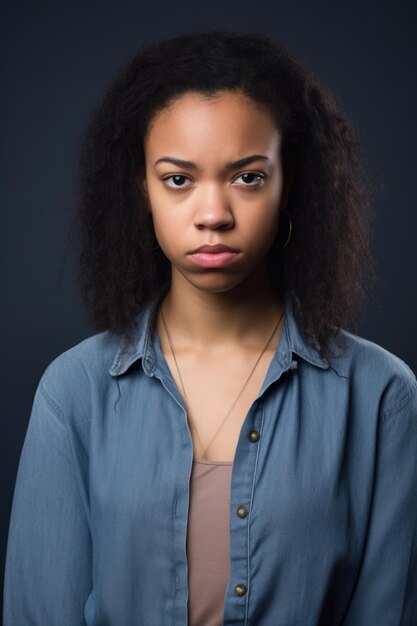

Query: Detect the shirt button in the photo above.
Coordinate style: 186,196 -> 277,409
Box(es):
248,429 -> 260,442
236,505 -> 248,518
234,583 -> 247,596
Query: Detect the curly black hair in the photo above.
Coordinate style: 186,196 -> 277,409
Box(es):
74,30 -> 379,365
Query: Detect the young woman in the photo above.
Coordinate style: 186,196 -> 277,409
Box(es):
4,31 -> 417,625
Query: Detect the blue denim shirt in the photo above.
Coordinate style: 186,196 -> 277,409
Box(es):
4,283 -> 417,625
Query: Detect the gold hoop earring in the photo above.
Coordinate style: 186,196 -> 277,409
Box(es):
278,208 -> 292,250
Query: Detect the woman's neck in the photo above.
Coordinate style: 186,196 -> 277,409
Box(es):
155,267 -> 284,357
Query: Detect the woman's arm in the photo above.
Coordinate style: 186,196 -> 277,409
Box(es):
3,379 -> 92,625
343,377 -> 417,625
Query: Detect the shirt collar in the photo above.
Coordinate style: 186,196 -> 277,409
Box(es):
109,283 -> 329,377
280,292 -> 330,370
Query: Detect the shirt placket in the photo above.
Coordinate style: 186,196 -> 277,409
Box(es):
222,355 -> 298,625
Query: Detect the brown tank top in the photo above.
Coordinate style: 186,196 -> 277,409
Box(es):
186,459 -> 233,626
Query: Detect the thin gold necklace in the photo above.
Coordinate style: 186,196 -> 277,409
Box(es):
159,302 -> 284,460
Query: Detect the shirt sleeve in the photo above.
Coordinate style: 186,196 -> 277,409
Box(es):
3,379 -> 92,625
343,377 -> 417,625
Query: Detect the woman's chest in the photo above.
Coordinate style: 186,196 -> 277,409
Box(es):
89,367 -> 377,550
168,349 -> 277,462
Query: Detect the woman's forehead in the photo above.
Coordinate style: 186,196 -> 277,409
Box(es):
144,91 -> 282,161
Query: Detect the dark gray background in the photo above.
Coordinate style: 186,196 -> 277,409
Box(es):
1,0 -> 416,608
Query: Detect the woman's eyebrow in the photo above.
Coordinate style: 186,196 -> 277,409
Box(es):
154,154 -> 270,170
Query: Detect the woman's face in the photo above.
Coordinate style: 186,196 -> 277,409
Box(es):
137,89 -> 290,294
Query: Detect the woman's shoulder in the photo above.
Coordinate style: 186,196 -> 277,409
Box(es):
330,325 -> 415,379
43,328 -> 120,378
327,326 -> 417,420
35,329 -> 122,421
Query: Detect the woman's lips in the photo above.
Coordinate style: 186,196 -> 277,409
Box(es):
188,251 -> 240,267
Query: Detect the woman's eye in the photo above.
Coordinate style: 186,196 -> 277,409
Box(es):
162,175 -> 192,189
162,171 -> 266,189
234,171 -> 266,187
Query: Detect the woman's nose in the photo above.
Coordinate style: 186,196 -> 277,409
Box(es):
193,185 -> 235,230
